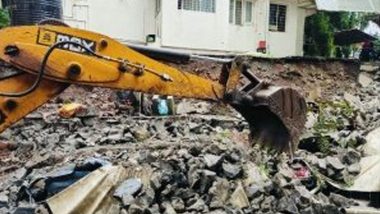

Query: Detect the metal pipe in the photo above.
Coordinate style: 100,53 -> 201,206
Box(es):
127,43 -> 234,64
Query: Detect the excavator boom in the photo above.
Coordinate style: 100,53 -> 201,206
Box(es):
0,25 -> 307,154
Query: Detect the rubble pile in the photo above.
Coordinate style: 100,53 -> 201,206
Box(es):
299,64 -> 380,182
0,58 -> 380,213
0,135 -> 358,214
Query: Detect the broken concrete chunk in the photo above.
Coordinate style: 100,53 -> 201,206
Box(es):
107,128 -> 124,142
360,64 -> 379,73
0,192 -> 8,204
203,154 -> 223,170
260,195 -> 275,213
150,172 -> 162,190
131,127 -> 151,141
208,178 -> 230,206
114,178 -> 143,199
342,150 -> 361,165
363,127 -> 380,156
208,210 -> 228,214
329,193 -> 351,208
198,170 -> 217,193
122,194 -> 135,207
222,163 -> 242,179
343,93 -> 362,110
162,201 -> 177,214
277,196 -> 299,214
128,204 -> 144,214
295,186 -> 314,204
358,72 -> 373,88
347,163 -> 361,175
229,182 -> 250,209
326,157 -> 345,171
245,185 -> 262,199
171,197 -> 185,212
187,198 -> 206,212
317,158 -> 327,170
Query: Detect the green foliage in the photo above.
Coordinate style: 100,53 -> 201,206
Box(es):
313,101 -> 355,134
358,13 -> 380,29
304,12 -> 360,57
374,38 -> 380,53
0,8 -> 10,28
258,163 -> 270,177
311,101 -> 356,153
304,12 -> 334,57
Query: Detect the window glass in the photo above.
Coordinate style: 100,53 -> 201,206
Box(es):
229,0 -> 234,23
269,4 -> 286,32
245,1 -> 253,23
235,0 -> 242,25
179,0 -> 215,13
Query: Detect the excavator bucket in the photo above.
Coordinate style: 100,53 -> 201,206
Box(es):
224,60 -> 307,154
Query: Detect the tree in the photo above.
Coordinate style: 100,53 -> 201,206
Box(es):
0,8 -> 9,28
304,12 -> 360,57
304,12 -> 334,57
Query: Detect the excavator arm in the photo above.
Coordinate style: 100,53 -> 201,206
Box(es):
0,25 -> 307,154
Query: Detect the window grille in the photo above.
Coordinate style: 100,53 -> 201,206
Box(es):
269,4 -> 286,32
230,0 -> 253,25
178,0 -> 216,13
229,0 -> 234,23
235,0 -> 242,25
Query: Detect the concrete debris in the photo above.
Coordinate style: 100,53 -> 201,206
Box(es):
114,178 -> 143,199
277,196 -> 299,214
229,182 -> 250,209
358,72 -> 373,87
363,127 -> 380,156
326,157 -> 345,171
360,64 -> 379,73
222,163 -> 242,179
203,154 -> 223,170
1,58 -> 380,213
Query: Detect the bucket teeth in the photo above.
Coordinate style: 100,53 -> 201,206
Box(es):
228,85 -> 307,154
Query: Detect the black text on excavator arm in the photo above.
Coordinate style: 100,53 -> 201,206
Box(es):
0,25 -> 307,154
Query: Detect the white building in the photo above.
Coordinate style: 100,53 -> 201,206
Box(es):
2,0 -> 378,57
62,0 -> 319,57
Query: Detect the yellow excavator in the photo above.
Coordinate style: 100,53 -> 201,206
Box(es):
0,23 -> 307,154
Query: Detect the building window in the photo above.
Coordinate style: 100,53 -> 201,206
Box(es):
269,4 -> 286,32
229,0 -> 254,25
178,0 -> 216,13
229,0 -> 234,23
245,1 -> 253,23
235,0 -> 243,25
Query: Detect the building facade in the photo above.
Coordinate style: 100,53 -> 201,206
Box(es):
61,0 -> 317,57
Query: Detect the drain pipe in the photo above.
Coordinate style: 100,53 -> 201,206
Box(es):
127,44 -> 234,64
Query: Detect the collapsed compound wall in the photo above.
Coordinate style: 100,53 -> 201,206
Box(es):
174,56 -> 361,101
